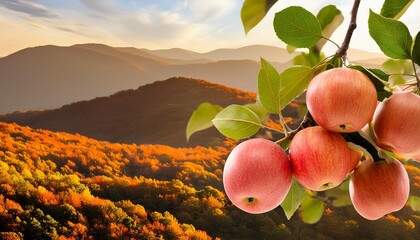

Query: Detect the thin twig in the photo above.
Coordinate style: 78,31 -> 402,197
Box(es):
411,60 -> 420,94
335,0 -> 361,59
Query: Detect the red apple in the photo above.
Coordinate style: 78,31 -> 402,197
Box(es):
347,144 -> 363,175
223,138 -> 292,214
349,159 -> 409,220
306,68 -> 377,132
373,92 -> 420,157
289,126 -> 351,191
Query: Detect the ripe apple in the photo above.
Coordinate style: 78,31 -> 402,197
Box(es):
289,126 -> 351,191
347,144 -> 363,175
223,138 -> 292,214
306,68 -> 377,132
373,92 -> 420,157
349,159 -> 409,220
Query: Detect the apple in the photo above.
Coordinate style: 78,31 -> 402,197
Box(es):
347,144 -> 363,175
349,159 -> 409,220
223,138 -> 292,214
373,92 -> 420,157
306,68 -> 377,132
289,126 -> 351,191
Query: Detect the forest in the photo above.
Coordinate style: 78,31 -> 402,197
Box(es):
0,122 -> 419,239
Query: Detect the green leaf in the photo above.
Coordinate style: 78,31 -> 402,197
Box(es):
409,195 -> 420,212
258,61 -> 314,114
293,52 -> 325,67
274,6 -> 323,48
244,103 -> 269,123
241,0 -> 278,34
325,179 -> 352,207
258,58 -> 282,113
212,105 -> 261,140
382,59 -> 414,74
299,196 -> 324,224
381,0 -> 414,20
349,65 -> 392,101
186,102 -> 223,141
381,59 -> 414,87
278,66 -> 314,109
412,31 -> 420,66
277,138 -> 291,151
326,56 -> 343,70
368,10 -> 413,59
314,5 -> 344,51
281,178 -> 307,220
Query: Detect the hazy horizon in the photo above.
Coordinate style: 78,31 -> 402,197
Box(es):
0,42 -> 387,58
1,0 -> 419,57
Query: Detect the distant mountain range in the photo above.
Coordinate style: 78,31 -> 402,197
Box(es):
0,44 -> 290,113
0,43 -> 386,113
0,77 -> 260,147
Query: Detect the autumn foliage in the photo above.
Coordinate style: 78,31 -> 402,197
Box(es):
0,122 -> 419,239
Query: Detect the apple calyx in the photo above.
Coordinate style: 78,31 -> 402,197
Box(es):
245,197 -> 256,204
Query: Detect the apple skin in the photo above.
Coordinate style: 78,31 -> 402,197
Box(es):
306,68 -> 377,132
289,126 -> 351,191
347,144 -> 363,175
349,159 -> 409,220
373,92 -> 420,157
223,138 -> 292,214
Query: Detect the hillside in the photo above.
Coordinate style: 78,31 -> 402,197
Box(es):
0,77 -> 260,147
0,44 -> 290,113
0,122 -> 419,239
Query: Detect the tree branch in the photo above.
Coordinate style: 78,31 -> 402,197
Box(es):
335,0 -> 362,58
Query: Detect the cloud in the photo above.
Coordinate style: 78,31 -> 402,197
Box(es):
186,0 -> 237,21
0,0 -> 58,18
27,21 -> 47,29
79,0 -> 120,15
55,26 -> 93,38
116,8 -> 204,48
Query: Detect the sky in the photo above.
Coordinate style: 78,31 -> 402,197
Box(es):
0,0 -> 419,57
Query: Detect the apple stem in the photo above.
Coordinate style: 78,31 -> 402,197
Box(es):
335,0 -> 361,59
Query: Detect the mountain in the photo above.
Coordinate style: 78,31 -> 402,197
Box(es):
0,77 -> 259,147
0,44 -> 290,113
0,43 -> 386,113
0,44 -> 146,113
138,44 -> 298,63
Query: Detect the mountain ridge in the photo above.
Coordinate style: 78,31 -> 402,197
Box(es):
0,43 -> 386,113
0,44 -> 271,113
0,77 -> 258,147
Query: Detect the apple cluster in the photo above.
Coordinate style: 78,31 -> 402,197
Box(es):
223,68 -> 419,220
